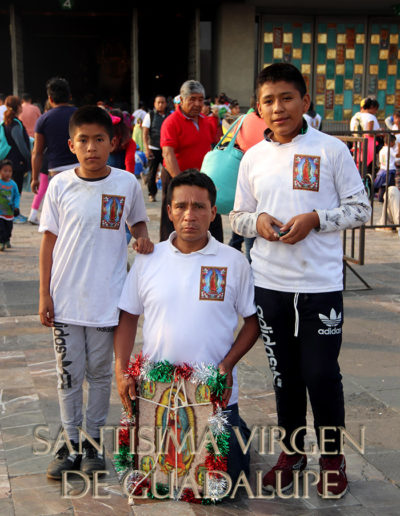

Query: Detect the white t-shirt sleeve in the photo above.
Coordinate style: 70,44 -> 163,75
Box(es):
235,256 -> 257,318
332,141 -> 365,198
38,180 -> 59,235
125,179 -> 149,227
118,259 -> 144,315
142,113 -> 151,129
229,152 -> 260,237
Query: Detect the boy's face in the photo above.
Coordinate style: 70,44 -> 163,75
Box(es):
68,123 -> 115,178
0,165 -> 12,182
257,81 -> 310,144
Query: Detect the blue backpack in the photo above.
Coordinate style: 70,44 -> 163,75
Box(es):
0,122 -> 12,160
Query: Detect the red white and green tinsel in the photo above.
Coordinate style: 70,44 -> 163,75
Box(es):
113,352 -> 231,504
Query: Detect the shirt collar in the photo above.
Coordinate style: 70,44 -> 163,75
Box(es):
177,105 -> 205,122
168,231 -> 218,255
264,117 -> 309,144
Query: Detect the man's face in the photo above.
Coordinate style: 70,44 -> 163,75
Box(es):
68,123 -> 115,177
0,165 -> 12,182
394,114 -> 400,126
167,185 -> 217,252
154,96 -> 167,113
257,81 -> 310,144
180,93 -> 204,118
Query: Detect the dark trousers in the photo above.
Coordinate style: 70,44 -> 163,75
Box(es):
255,287 -> 345,454
159,167 -> 224,243
147,149 -> 163,198
0,219 -> 13,243
226,403 -> 250,488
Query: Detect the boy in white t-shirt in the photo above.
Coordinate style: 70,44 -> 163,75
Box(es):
39,106 -> 153,480
230,63 -> 371,498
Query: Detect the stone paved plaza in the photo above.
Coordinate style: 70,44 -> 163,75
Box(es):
0,189 -> 399,515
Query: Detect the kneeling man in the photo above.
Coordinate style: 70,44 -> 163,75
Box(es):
114,170 -> 260,489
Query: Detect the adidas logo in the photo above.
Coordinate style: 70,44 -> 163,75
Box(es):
318,308 -> 342,335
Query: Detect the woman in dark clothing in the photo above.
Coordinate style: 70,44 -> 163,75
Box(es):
3,96 -> 31,195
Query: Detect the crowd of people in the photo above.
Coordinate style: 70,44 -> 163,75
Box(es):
0,62 -> 398,505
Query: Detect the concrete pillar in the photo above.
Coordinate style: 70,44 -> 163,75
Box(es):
9,4 -> 24,96
131,7 -> 139,111
214,3 -> 256,108
188,8 -> 200,80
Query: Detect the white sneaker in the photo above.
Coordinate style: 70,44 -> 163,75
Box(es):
28,216 -> 39,225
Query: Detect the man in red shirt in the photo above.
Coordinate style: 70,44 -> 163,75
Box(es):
160,80 -> 221,241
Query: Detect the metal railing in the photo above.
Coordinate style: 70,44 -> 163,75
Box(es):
329,129 -> 400,289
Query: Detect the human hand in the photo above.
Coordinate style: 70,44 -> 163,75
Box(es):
31,179 -> 39,194
115,366 -> 136,418
133,237 -> 154,254
39,294 -> 54,327
279,212 -> 320,245
13,208 -> 20,217
218,360 -> 233,408
256,213 -> 284,241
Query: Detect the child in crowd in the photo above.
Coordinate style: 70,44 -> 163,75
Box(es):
39,106 -> 153,480
0,159 -> 20,251
374,134 -> 399,202
230,63 -> 371,498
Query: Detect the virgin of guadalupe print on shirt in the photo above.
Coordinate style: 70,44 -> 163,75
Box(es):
293,154 -> 320,192
199,266 -> 227,301
100,194 -> 125,229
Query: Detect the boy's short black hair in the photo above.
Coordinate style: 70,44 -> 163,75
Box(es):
167,169 -> 216,207
256,63 -> 307,98
46,77 -> 71,104
69,105 -> 114,140
0,159 -> 13,170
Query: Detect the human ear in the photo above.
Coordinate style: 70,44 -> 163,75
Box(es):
67,139 -> 76,155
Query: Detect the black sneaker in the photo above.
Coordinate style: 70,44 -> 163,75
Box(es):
47,441 -> 81,480
80,439 -> 106,476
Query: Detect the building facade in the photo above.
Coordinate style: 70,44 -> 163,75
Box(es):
1,1 -> 399,120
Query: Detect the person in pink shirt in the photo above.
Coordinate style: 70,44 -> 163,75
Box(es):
20,93 -> 41,138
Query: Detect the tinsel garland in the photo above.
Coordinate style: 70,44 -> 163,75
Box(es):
115,355 -> 231,504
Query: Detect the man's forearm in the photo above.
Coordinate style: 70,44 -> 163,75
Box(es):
31,151 -> 43,182
229,210 -> 259,237
143,127 -> 150,154
220,314 -> 260,370
131,220 -> 149,240
162,146 -> 181,177
114,311 -> 139,371
316,188 -> 371,232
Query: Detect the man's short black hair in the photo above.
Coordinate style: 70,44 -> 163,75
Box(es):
256,63 -> 307,98
46,77 -> 71,104
69,105 -> 114,140
0,159 -> 13,170
22,93 -> 31,102
167,169 -> 216,207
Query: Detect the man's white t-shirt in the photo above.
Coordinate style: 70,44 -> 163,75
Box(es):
142,112 -> 159,151
39,168 -> 148,327
118,233 -> 256,405
233,127 -> 365,293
